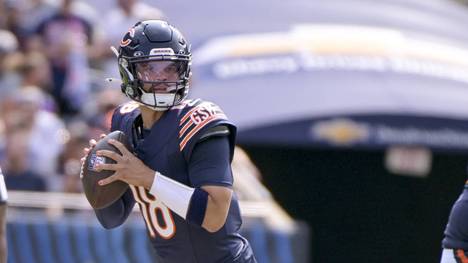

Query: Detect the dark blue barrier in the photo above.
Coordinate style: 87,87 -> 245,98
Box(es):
32,220 -> 55,263
6,211 -> 309,263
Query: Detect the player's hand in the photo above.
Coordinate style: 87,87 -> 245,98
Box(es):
95,139 -> 155,189
80,134 -> 106,165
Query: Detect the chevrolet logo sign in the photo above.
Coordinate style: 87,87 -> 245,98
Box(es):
311,118 -> 369,145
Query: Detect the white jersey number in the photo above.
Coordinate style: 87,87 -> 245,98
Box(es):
130,185 -> 176,239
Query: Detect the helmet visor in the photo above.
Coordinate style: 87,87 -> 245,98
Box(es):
135,60 -> 187,93
135,61 -> 186,81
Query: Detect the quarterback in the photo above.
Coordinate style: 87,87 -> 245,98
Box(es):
86,20 -> 257,263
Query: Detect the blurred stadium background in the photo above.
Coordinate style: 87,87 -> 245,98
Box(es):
3,0 -> 468,262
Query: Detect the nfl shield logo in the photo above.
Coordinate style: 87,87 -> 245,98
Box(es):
88,154 -> 105,171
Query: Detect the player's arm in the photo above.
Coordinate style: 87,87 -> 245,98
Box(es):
94,189 -> 135,229
143,136 -> 232,232
97,132 -> 234,233
187,135 -> 233,232
200,185 -> 232,232
147,135 -> 233,233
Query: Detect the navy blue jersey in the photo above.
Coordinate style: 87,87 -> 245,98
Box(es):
443,182 -> 468,249
95,99 -> 256,263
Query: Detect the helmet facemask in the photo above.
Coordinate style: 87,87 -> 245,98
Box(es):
119,53 -> 191,111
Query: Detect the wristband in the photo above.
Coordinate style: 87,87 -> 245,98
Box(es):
150,171 -> 208,226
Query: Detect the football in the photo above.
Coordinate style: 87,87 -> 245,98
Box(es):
81,131 -> 133,209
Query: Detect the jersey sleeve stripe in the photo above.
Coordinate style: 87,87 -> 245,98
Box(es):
179,119 -> 193,137
180,106 -> 200,124
179,113 -> 227,151
179,100 -> 208,125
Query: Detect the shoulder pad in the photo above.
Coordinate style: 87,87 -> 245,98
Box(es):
178,101 -> 228,151
171,99 -> 200,111
111,101 -> 140,132
118,101 -> 139,115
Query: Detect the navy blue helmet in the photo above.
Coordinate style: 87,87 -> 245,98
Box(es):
118,20 -> 191,110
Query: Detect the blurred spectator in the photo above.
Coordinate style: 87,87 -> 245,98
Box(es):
0,29 -> 22,95
5,0 -> 58,52
0,29 -> 18,54
33,0 -> 94,116
2,1 -> 30,51
84,87 -> 126,133
59,120 -> 89,193
99,0 -> 165,78
0,0 -> 6,28
106,0 -> 165,42
69,0 -> 98,26
18,0 -> 58,35
17,51 -> 56,111
0,87 -> 66,191
1,129 -> 46,191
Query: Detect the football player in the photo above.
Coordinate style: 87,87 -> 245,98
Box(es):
85,20 -> 257,262
0,167 -> 7,263
441,179 -> 468,263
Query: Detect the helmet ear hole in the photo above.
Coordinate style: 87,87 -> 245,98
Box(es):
118,61 -> 140,99
118,60 -> 134,82
125,85 -> 137,97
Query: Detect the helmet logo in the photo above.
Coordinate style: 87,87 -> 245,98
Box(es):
179,37 -> 186,46
120,28 -> 135,47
